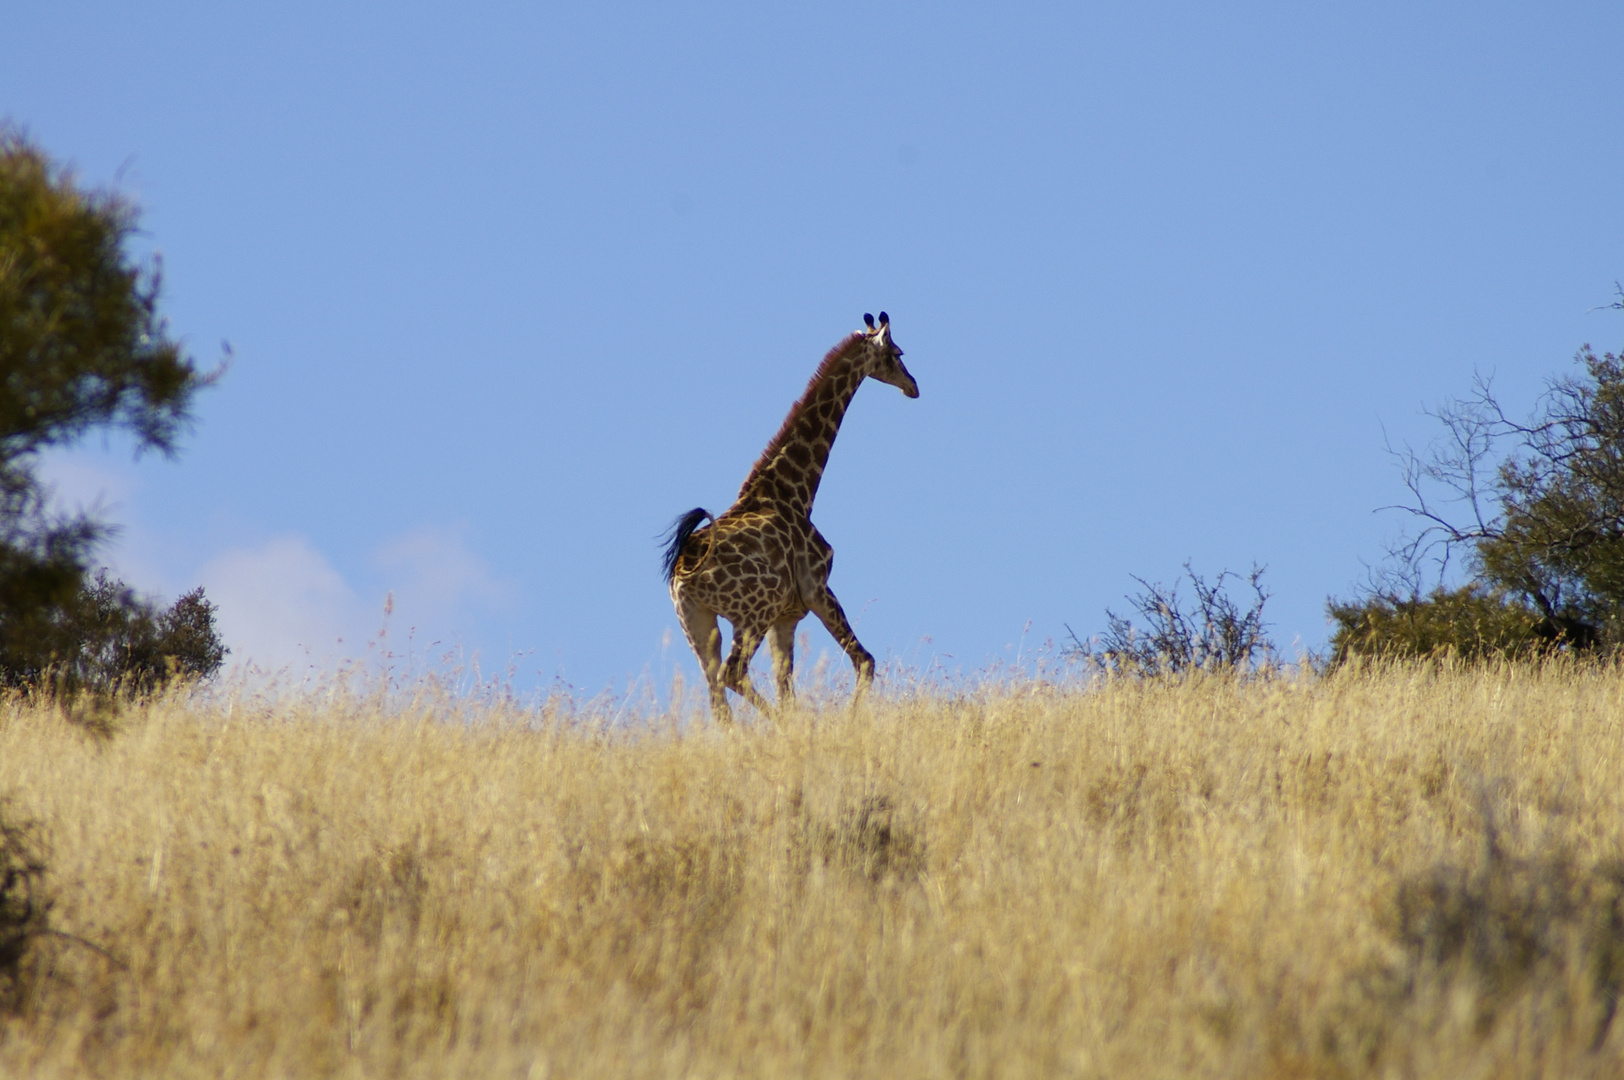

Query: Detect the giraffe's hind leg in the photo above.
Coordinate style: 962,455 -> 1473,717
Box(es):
768,613 -> 801,708
675,594 -> 731,723
805,584 -> 877,705
721,618 -> 774,716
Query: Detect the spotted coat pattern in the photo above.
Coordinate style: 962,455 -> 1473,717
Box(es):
668,316 -> 918,721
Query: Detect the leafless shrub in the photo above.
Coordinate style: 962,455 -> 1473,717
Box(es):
1067,563 -> 1275,675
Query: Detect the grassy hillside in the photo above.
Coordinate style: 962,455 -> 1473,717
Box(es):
2,666 -> 1623,1078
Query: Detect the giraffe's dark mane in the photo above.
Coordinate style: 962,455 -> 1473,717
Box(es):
738,331 -> 866,496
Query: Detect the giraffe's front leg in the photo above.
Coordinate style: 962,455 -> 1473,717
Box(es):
768,613 -> 802,708
805,585 -> 876,703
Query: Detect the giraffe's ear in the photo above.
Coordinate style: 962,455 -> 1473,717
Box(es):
863,313 -> 876,329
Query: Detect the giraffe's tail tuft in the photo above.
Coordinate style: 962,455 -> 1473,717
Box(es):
661,508 -> 714,582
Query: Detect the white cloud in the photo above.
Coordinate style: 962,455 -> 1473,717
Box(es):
193,525 -> 509,679
34,449 -> 170,593
36,451 -> 139,518
33,453 -> 514,682
198,535 -> 371,675
371,523 -> 510,635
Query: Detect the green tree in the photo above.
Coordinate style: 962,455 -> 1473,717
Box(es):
1471,345 -> 1624,646
1327,584 -> 1548,664
0,128 -> 225,691
3,571 -> 227,695
1331,296 -> 1624,661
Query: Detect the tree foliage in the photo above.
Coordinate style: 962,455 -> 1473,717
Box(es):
0,129 -> 225,693
0,571 -> 226,696
1327,584 -> 1549,664
1333,297 -> 1624,662
0,135 -> 198,457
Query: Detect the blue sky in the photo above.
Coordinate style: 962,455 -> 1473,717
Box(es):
5,2 -> 1622,696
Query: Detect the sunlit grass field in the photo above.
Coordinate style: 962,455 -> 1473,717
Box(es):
3,664 -> 1623,1078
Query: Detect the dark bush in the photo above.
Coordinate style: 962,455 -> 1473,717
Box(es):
1328,814 -> 1624,1069
0,570 -> 227,697
1326,584 -> 1554,664
0,802 -> 49,1014
1068,563 -> 1275,675
828,795 -> 926,884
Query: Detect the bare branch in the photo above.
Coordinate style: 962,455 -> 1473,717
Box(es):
1067,563 -> 1274,675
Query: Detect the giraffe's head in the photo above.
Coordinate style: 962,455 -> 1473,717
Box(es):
859,312 -> 918,398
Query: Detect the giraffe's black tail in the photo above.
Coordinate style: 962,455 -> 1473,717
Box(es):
661,508 -> 714,582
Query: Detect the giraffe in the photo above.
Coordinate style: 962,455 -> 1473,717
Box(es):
662,312 -> 919,722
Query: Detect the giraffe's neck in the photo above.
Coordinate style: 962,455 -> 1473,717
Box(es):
737,344 -> 865,520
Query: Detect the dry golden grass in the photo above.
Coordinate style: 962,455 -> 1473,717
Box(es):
2,664 -> 1624,1078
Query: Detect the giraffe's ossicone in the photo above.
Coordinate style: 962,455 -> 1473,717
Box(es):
663,312 -> 919,722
